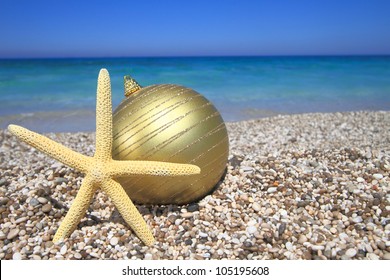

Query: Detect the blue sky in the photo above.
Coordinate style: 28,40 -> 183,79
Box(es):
1,0 -> 389,58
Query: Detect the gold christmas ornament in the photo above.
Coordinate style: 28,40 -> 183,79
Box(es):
112,75 -> 229,205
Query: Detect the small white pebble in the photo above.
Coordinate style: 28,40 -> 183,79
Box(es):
352,216 -> 363,223
252,202 -> 261,212
60,245 -> 67,255
345,248 -> 357,258
89,252 -> 99,258
110,237 -> 119,246
280,209 -> 288,216
366,253 -> 379,260
37,197 -> 48,204
356,177 -> 365,183
13,252 -> 22,260
285,242 -> 293,251
365,243 -> 373,253
267,187 -> 277,193
232,238 -> 240,244
311,245 -> 325,251
74,252 -> 82,259
372,173 -> 383,180
246,226 -> 257,234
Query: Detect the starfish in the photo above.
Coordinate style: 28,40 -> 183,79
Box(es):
8,69 -> 201,246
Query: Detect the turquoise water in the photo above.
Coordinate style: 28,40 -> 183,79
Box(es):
0,56 -> 389,132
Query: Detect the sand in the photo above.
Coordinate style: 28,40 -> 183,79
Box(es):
0,111 -> 389,260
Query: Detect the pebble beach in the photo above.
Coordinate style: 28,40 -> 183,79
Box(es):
0,110 -> 389,260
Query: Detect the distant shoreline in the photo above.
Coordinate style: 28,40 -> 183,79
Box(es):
1,109 -> 389,133
0,109 -> 96,133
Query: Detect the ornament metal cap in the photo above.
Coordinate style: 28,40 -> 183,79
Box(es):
124,75 -> 142,96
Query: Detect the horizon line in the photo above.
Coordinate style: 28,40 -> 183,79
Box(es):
1,53 -> 390,60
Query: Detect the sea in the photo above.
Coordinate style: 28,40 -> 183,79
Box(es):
0,56 -> 389,132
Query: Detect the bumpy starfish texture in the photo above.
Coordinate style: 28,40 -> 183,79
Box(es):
8,69 -> 201,246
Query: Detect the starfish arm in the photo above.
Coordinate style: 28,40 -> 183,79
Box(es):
108,160 -> 201,177
8,125 -> 91,173
94,69 -> 113,161
53,175 -> 97,243
101,179 -> 155,246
